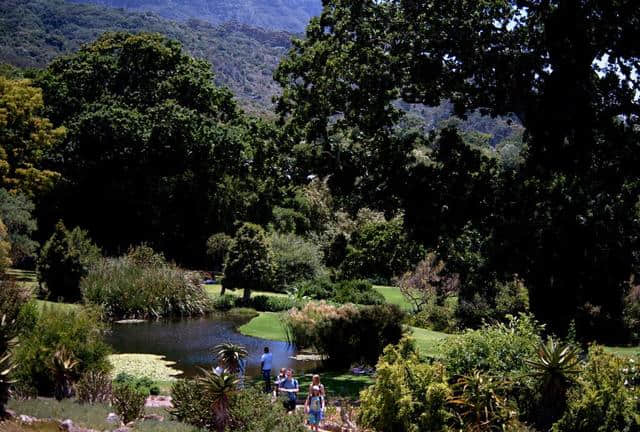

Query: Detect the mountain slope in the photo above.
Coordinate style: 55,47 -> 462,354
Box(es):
68,0 -> 322,32
0,0 -> 293,114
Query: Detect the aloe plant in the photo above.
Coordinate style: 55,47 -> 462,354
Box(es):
526,337 -> 581,427
211,342 -> 248,374
51,347 -> 79,400
198,370 -> 238,432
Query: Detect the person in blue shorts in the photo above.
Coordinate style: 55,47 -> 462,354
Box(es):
305,385 -> 324,431
278,368 -> 299,412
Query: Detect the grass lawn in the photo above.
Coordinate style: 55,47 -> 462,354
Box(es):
409,326 -> 454,358
238,311 -> 287,341
297,371 -> 373,400
7,398 -> 198,432
604,345 -> 640,357
35,300 -> 80,313
203,284 -> 288,299
373,285 -> 412,311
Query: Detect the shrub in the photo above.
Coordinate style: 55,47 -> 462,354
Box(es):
442,314 -> 542,378
241,295 -> 299,312
37,221 -> 101,302
171,381 -> 305,432
291,276 -> 335,300
112,383 -> 147,424
339,217 -> 425,282
76,370 -> 112,404
0,189 -> 38,265
222,223 -> 273,301
0,219 -> 12,275
623,282 -> 640,343
206,233 -> 233,273
81,246 -> 211,319
13,306 -> 111,396
211,294 -> 236,312
284,302 -> 405,367
332,279 -> 385,305
269,232 -> 325,292
359,338 -> 452,432
495,277 -> 530,319
552,346 -> 640,432
228,386 -> 306,432
407,297 -> 458,332
114,372 -> 160,396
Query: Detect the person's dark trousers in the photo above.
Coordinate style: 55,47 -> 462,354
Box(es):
283,399 -> 296,412
262,369 -> 271,393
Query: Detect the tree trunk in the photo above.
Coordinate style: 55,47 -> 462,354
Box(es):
243,288 -> 251,303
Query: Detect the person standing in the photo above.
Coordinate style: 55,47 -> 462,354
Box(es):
274,367 -> 287,396
305,385 -> 324,431
278,368 -> 299,412
308,374 -> 326,424
260,346 -> 273,393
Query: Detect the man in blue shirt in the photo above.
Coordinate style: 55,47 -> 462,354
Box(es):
260,346 -> 273,393
278,368 -> 299,412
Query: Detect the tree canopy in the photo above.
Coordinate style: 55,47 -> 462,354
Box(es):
275,0 -> 640,339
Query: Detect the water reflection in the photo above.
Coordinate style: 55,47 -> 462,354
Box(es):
105,314 -> 319,378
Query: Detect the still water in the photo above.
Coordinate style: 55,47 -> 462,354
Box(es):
105,313 -> 319,378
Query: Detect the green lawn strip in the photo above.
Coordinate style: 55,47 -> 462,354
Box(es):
409,326 -> 454,358
296,371 -> 373,400
203,284 -> 288,299
373,285 -> 412,311
238,311 -> 287,341
35,300 -> 81,313
604,345 -> 640,357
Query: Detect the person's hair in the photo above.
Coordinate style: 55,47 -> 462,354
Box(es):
280,367 -> 286,373
264,346 -> 269,353
312,374 -> 320,384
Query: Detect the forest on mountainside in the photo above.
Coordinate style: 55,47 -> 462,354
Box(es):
68,0 -> 323,32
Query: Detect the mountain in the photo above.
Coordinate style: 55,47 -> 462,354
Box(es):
0,0 -> 294,114
67,0 -> 322,32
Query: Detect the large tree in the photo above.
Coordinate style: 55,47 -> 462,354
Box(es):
37,33 -> 287,264
276,0 -> 640,340
0,76 -> 64,197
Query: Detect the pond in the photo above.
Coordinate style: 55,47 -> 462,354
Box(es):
105,313 -> 320,378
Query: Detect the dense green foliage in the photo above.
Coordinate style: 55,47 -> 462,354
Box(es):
359,338 -> 451,432
81,246 -> 211,319
37,221 -> 101,302
0,189 -> 38,265
35,32 -> 286,264
206,233 -> 232,273
269,232 -> 325,292
113,372 -> 160,396
442,315 -> 542,378
70,0 -> 322,33
291,277 -> 384,305
276,0 -> 640,342
13,306 -> 111,396
0,76 -> 64,198
223,223 -> 274,301
171,381 -> 305,432
339,218 -> 425,283
0,0 -> 293,113
552,347 -> 640,432
111,382 -> 147,424
284,302 -> 404,367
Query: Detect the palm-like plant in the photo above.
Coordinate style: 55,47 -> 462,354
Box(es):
198,369 -> 238,432
51,347 -> 79,400
448,371 -> 518,432
211,342 -> 248,374
526,337 -> 581,427
0,315 -> 16,419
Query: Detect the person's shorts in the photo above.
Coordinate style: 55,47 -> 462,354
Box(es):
283,399 -> 296,412
308,410 -> 321,425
